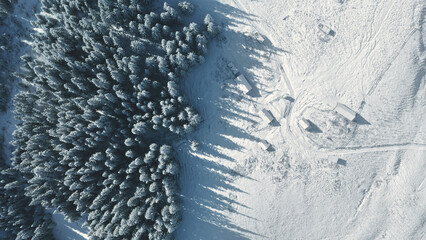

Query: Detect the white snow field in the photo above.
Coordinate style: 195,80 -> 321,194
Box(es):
175,0 -> 426,239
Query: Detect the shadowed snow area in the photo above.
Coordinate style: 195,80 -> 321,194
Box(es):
175,0 -> 425,239
51,211 -> 89,240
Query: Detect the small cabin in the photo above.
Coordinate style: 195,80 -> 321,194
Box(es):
235,74 -> 253,94
261,109 -> 275,124
253,31 -> 265,43
227,62 -> 240,76
335,103 -> 356,121
337,158 -> 347,166
318,23 -> 336,36
299,118 -> 311,131
260,140 -> 271,150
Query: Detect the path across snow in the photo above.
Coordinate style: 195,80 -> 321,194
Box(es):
319,143 -> 426,156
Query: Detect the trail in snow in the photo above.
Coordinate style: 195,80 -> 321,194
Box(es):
319,143 -> 426,156
278,64 -> 295,97
366,27 -> 420,97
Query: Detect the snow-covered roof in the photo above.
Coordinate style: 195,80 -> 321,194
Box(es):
227,62 -> 240,76
253,31 -> 265,43
318,23 -> 331,34
260,140 -> 271,150
299,118 -> 311,130
261,109 -> 275,123
335,103 -> 356,121
235,74 -> 252,94
337,158 -> 347,166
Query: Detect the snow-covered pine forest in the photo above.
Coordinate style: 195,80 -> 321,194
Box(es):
1,0 -> 55,239
1,0 -> 218,239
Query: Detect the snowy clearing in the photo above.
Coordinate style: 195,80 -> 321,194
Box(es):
175,0 -> 425,239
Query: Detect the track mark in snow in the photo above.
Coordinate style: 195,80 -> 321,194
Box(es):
278,64 -> 295,97
366,28 -> 419,96
320,143 -> 426,156
349,173 -> 377,223
362,1 -> 394,66
391,156 -> 402,176
417,177 -> 426,192
367,1 -> 397,44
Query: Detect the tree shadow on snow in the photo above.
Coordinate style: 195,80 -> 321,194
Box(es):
174,98 -> 265,239
174,146 -> 267,240
175,1 -> 288,239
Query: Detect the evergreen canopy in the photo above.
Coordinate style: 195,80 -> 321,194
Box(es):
12,0 -> 218,239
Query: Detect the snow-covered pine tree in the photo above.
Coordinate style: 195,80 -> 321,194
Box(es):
178,1 -> 194,16
0,165 -> 55,239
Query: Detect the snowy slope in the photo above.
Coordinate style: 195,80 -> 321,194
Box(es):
175,0 -> 425,239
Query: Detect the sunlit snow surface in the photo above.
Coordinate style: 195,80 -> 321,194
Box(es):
174,0 -> 425,239
1,0 -> 424,239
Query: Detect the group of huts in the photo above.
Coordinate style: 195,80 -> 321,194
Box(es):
227,60 -> 359,152
227,61 -> 274,150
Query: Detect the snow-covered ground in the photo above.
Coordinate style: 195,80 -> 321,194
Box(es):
1,0 -> 424,239
50,210 -> 89,240
175,0 -> 425,239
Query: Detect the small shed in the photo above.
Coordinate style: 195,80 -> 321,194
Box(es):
318,23 -> 336,36
335,103 -> 356,121
235,74 -> 253,94
227,62 -> 239,76
260,140 -> 271,150
299,118 -> 311,131
261,109 -> 275,124
253,31 -> 265,43
337,158 -> 347,166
